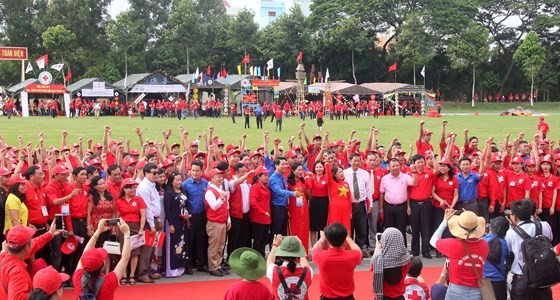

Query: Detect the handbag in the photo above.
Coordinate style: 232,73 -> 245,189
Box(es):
461,240 -> 496,300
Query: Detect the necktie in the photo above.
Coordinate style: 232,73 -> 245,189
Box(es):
353,172 -> 360,200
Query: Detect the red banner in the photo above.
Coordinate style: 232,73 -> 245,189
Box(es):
25,84 -> 66,94
0,47 -> 28,60
252,79 -> 279,87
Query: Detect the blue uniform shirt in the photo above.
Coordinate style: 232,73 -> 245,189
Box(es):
268,171 -> 295,206
182,177 -> 208,214
456,171 -> 481,202
482,233 -> 508,281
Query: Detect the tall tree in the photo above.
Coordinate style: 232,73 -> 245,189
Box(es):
41,25 -> 77,65
226,9 -> 259,72
513,31 -> 546,106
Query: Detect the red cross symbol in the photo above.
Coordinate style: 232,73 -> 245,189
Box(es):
288,283 -> 302,295
42,75 -> 49,81
408,290 -> 422,300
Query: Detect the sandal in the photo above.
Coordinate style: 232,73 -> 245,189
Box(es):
129,278 -> 136,285
120,277 -> 128,285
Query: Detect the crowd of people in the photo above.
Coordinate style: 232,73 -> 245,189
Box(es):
0,114 -> 559,300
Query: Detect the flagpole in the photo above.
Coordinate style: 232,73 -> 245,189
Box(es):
21,60 -> 25,82
395,67 -> 399,116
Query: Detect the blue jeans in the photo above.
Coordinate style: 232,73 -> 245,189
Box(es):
445,283 -> 481,300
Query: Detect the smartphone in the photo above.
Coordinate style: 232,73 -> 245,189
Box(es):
55,214 -> 64,230
376,232 -> 383,242
504,209 -> 512,218
106,218 -> 120,226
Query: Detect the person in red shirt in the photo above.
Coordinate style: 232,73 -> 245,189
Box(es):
372,227 -> 412,299
23,165 -> 49,263
525,158 -> 544,217
274,108 -> 283,132
73,218 -> 131,300
249,166 -> 271,257
105,165 -> 123,201
49,100 -> 58,118
537,116 -> 550,138
404,258 -> 431,300
224,247 -> 272,300
462,129 -> 479,157
503,155 -> 531,209
416,120 -> 434,155
431,158 -> 458,258
408,154 -> 435,258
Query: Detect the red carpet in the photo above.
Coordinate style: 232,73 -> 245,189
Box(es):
62,266 -> 560,299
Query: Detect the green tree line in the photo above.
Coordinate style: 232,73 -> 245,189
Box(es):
1,0 -> 559,101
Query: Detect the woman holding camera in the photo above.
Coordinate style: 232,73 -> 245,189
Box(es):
115,178 -> 146,285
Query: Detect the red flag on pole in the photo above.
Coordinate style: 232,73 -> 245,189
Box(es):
35,54 -> 49,69
206,65 -> 211,76
65,68 -> 72,82
296,52 -> 303,61
221,68 -> 227,78
241,54 -> 250,64
388,63 -> 397,72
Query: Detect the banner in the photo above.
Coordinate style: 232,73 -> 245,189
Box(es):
0,47 -> 28,60
25,84 -> 66,94
92,82 -> 106,90
251,79 -> 280,87
81,88 -> 114,97
64,93 -> 71,117
21,92 -> 29,117
134,93 -> 146,104
130,84 -> 186,93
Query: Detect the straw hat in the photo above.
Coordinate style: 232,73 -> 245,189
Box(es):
447,211 -> 486,239
229,247 -> 266,281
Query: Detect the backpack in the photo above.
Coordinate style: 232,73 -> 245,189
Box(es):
276,266 -> 308,300
78,275 -> 105,300
513,221 -> 560,288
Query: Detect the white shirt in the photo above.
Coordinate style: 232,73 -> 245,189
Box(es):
230,176 -> 250,213
505,220 -> 553,275
343,167 -> 373,204
136,178 -> 161,228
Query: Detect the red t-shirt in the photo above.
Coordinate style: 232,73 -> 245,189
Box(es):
116,196 -> 147,223
24,182 -> 49,225
105,179 -> 122,202
73,270 -> 119,300
307,175 -> 328,197
409,169 -> 434,200
65,183 -> 89,219
312,248 -> 362,298
372,262 -> 411,298
404,277 -> 431,300
416,141 -> 434,156
432,176 -> 458,209
436,239 -> 489,288
224,280 -> 272,300
504,170 -> 531,207
275,110 -> 283,119
527,174 -> 543,207
541,175 -> 560,210
268,265 -> 312,300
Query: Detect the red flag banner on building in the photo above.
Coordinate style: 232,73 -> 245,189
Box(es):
241,54 -> 250,64
65,68 -> 72,82
388,63 -> 397,72
296,52 -> 303,61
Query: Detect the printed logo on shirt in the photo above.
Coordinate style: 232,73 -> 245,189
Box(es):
518,179 -> 524,184
498,176 -> 504,182
449,181 -> 454,186
276,277 -> 309,300
549,181 -> 554,187
132,201 -> 137,207
424,174 -> 429,179
321,181 -> 326,185
532,181 -> 539,188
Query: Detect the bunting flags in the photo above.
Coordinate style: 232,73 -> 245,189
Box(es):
420,65 -> 425,78
304,77 -> 307,85
241,54 -> 250,64
267,59 -> 273,70
65,68 -> 72,82
51,63 -> 64,72
257,66 -> 261,77
35,54 -> 48,69
325,68 -> 330,83
237,65 -> 242,75
388,63 -> 397,72
250,66 -> 254,76
25,62 -> 33,74
296,52 -> 303,61
277,67 -> 281,78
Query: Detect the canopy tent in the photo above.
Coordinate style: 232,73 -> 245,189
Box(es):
7,78 -> 39,95
66,78 -> 121,97
215,75 -> 250,89
278,81 -> 298,93
114,71 -> 187,95
360,82 -> 423,94
175,74 -> 226,89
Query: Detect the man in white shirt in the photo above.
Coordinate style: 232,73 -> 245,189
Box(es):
343,153 -> 373,257
226,163 -> 254,261
205,168 -> 231,277
505,198 -> 553,300
135,162 -> 161,283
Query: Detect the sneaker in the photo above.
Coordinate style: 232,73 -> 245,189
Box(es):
209,269 -> 224,277
220,268 -> 231,275
221,262 -> 231,271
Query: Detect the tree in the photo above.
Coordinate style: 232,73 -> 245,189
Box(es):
226,9 -> 259,72
513,31 -> 546,106
448,22 -> 491,107
41,25 -> 77,64
106,11 -> 147,75
327,18 -> 369,84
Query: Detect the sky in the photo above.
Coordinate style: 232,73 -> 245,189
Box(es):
108,0 -> 262,18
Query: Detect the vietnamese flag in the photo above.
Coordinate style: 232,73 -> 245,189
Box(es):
241,54 -> 250,64
388,63 -> 397,72
206,65 -> 211,76
296,52 -> 303,61
65,68 -> 72,82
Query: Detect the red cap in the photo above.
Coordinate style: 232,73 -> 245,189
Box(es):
130,149 -> 140,156
227,149 -> 241,157
0,167 -> 13,177
208,168 -> 225,178
452,149 -> 461,158
6,225 -> 36,248
194,152 -> 206,159
539,139 -> 548,145
336,139 -> 345,146
394,149 -> 406,156
33,266 -> 70,296
93,143 -> 103,149
61,146 -> 70,152
285,150 -> 297,159
124,157 -> 138,167
109,140 -> 118,147
439,158 -> 453,167
148,147 -> 158,155
226,144 -> 239,152
122,178 -> 138,186
61,235 -> 78,254
9,174 -> 27,186
249,151 -> 262,158
539,116 -> 545,120
257,145 -> 264,150
491,153 -> 503,162
88,158 -> 102,166
542,154 -> 552,163
80,248 -> 108,271
136,160 -> 147,169
537,149 -> 546,156
554,153 -> 560,161
511,156 -> 524,164
52,164 -> 70,175
526,158 -> 536,166
354,139 -> 361,145
254,166 -> 269,176
328,142 -> 337,148
190,141 -> 199,147
422,129 -> 433,135
72,143 -> 80,149
216,139 -> 225,146
170,142 -> 180,149
312,134 -> 322,140
162,158 -> 175,167
470,151 -> 482,158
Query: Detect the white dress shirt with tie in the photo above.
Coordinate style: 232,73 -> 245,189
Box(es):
343,167 -> 373,207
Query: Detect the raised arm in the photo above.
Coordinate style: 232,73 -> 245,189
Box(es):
301,122 -> 310,147
418,120 -> 425,143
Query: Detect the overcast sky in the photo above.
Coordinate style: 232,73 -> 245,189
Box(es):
108,0 -> 262,18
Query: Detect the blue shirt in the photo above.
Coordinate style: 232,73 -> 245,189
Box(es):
182,177 -> 208,214
482,233 -> 508,281
456,171 -> 481,202
255,106 -> 263,115
268,171 -> 295,206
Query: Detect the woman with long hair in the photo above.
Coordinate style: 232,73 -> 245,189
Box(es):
4,174 -> 28,233
28,266 -> 69,300
371,227 -> 412,300
249,166 -> 271,257
307,160 -> 329,246
482,217 -> 509,300
287,162 -> 310,254
431,158 -> 458,257
430,209 -> 489,300
163,172 -> 192,277
115,178 -> 146,285
73,218 -> 131,299
87,176 -> 114,246
540,155 -> 560,243
324,163 -> 352,231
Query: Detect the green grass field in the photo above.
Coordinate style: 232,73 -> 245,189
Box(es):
440,102 -> 560,113
0,112 -> 556,151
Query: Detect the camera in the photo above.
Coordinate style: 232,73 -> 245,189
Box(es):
504,209 -> 512,217
376,232 -> 382,242
106,218 -> 120,226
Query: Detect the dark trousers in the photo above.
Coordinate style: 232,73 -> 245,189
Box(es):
384,202 -> 408,247
63,218 -> 88,276
187,213 -> 208,268
275,119 -> 282,132
410,199 -> 432,255
31,223 -> 49,265
231,112 -> 236,123
256,115 -> 263,128
456,200 -> 479,214
492,280 -> 508,300
351,201 -> 368,249
244,116 -> 250,128
551,211 -> 560,244
478,198 -> 490,223
251,222 -> 270,257
538,208 -> 552,224
227,214 -> 251,258
270,205 -> 288,243
511,276 -> 552,300
49,234 -> 63,271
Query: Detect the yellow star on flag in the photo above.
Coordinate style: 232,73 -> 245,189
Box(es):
338,185 -> 349,197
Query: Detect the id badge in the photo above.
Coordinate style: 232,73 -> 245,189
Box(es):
296,197 -> 303,207
61,204 -> 70,216
41,205 -> 48,217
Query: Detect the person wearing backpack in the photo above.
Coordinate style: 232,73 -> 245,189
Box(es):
482,217 -> 509,300
505,199 -> 556,300
72,218 -> 131,300
266,235 -> 312,300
